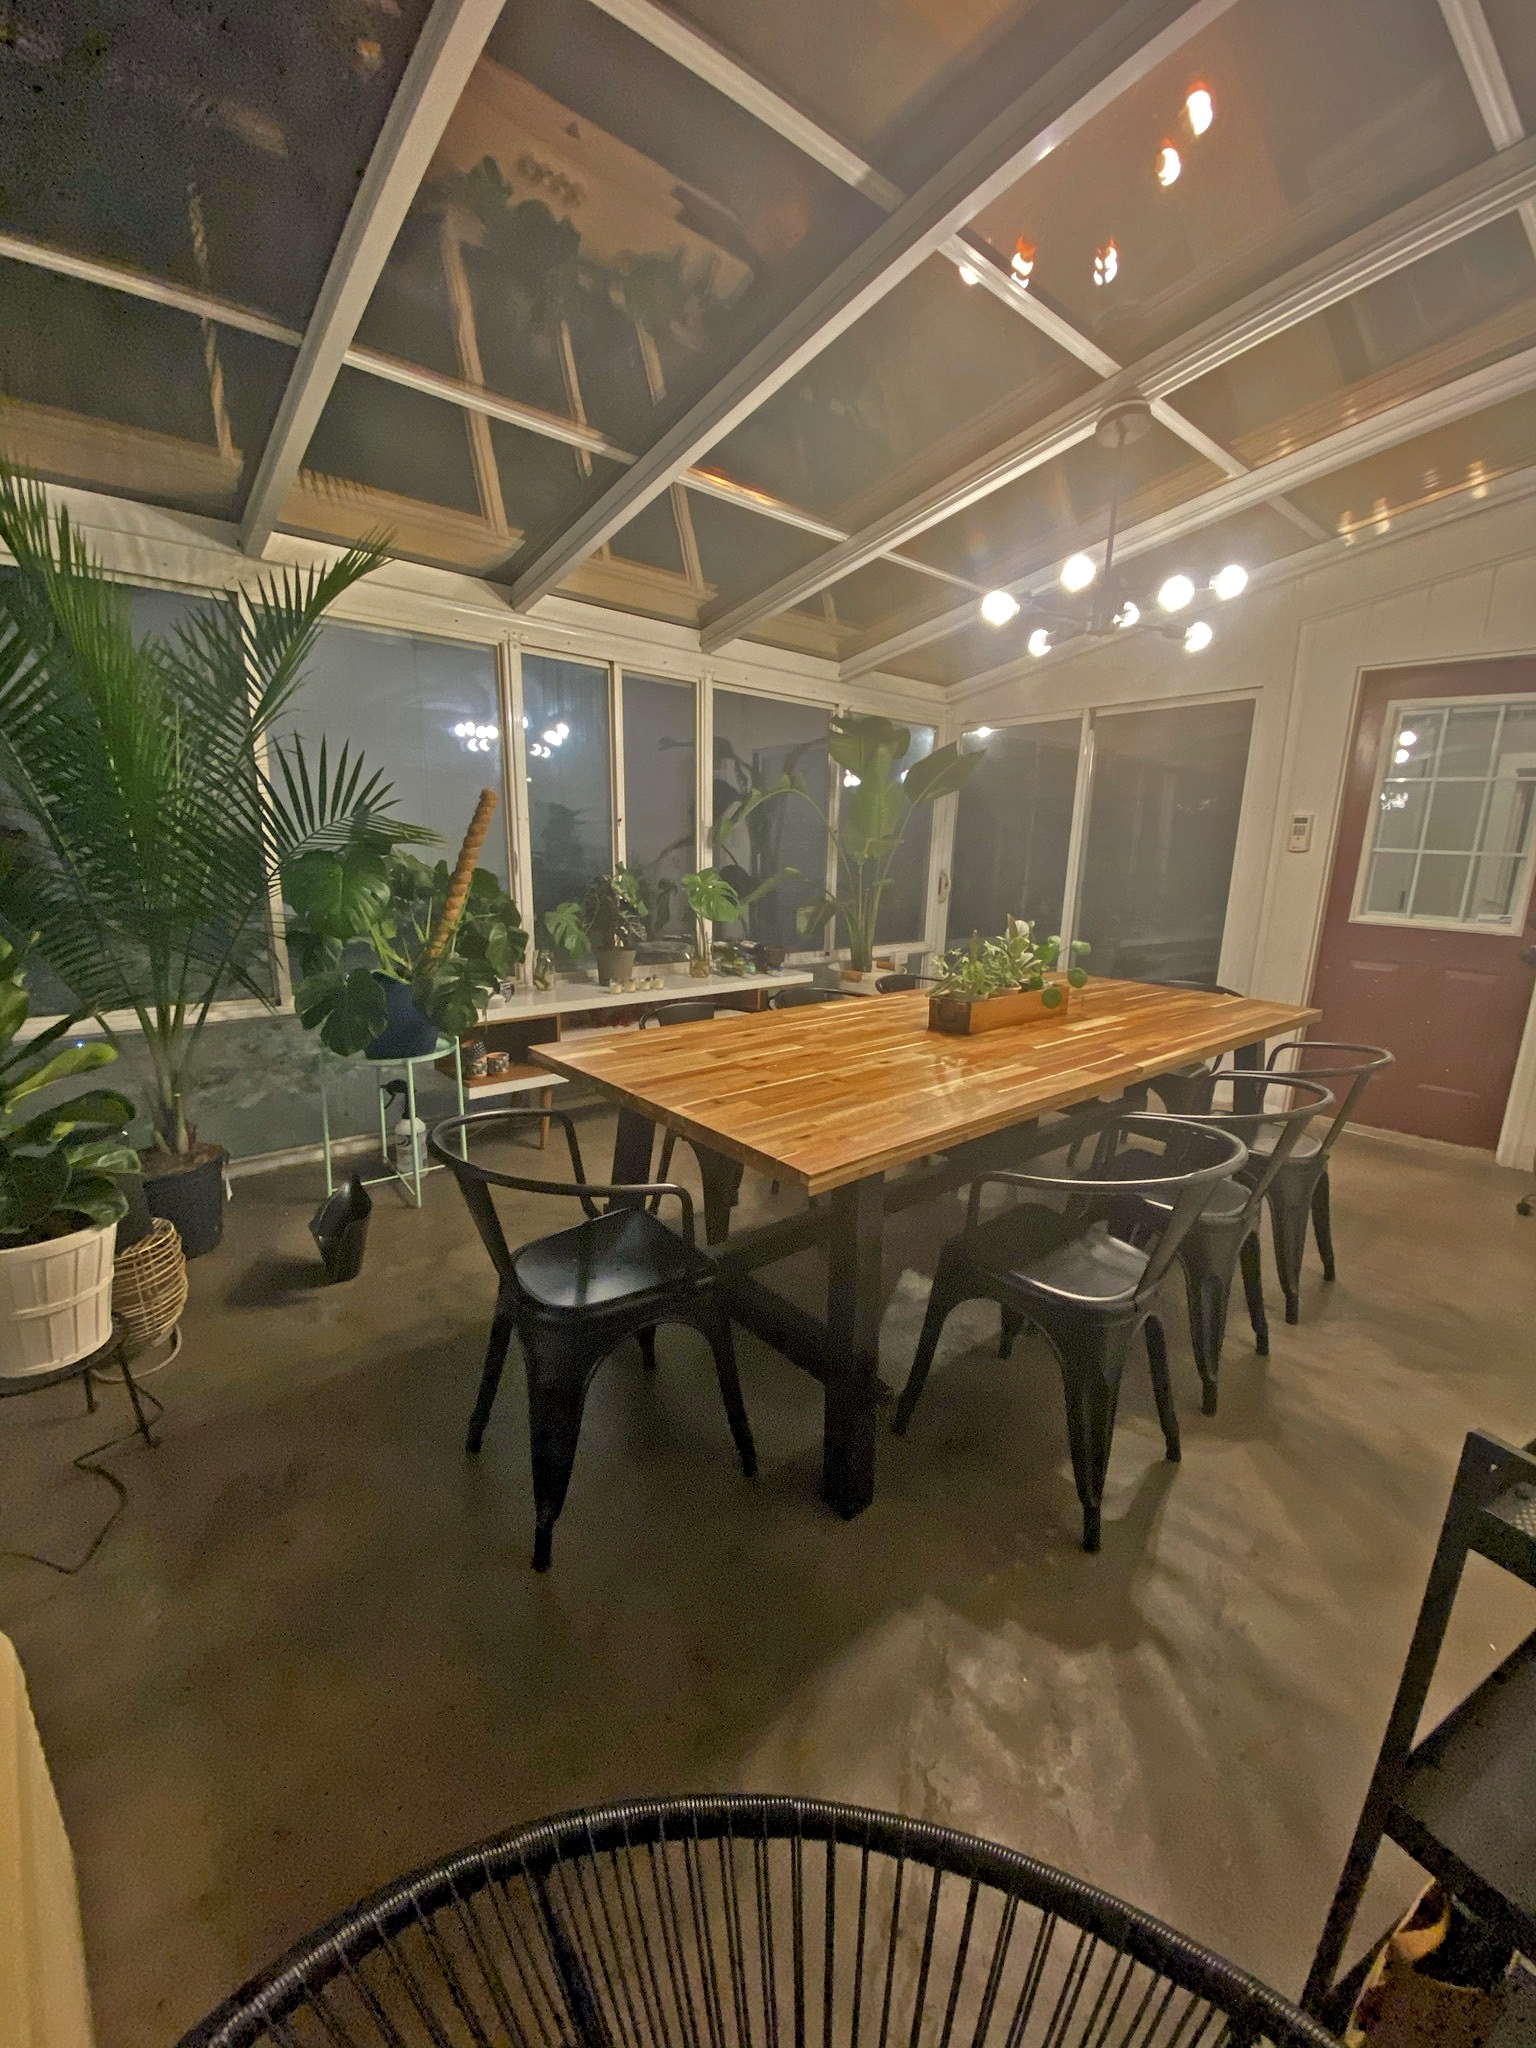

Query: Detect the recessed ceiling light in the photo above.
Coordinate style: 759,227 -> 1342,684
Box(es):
1155,143 -> 1181,186
980,589 -> 1020,626
1186,86 -> 1213,135
1184,620 -> 1213,653
1211,563 -> 1248,600
1027,628 -> 1052,658
1158,574 -> 1195,612
957,262 -> 982,286
1060,552 -> 1097,593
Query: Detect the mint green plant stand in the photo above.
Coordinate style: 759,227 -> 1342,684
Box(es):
318,1037 -> 466,1208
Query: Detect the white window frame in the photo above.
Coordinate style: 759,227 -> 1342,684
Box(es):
1348,690 -> 1536,935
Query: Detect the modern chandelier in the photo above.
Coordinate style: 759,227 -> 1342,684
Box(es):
977,396 -> 1248,658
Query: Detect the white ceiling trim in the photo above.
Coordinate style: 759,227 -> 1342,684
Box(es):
1436,0 -> 1536,258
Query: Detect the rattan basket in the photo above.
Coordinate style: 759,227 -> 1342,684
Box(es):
112,1215 -> 188,1352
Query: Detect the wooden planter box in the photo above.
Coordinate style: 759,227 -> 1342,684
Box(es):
927,982 -> 1078,1036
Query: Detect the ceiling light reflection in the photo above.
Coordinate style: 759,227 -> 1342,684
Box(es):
1093,240 -> 1119,287
1186,86 -> 1213,135
957,262 -> 982,286
1155,143 -> 1181,186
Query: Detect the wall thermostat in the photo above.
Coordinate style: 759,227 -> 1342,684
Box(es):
1287,812 -> 1314,853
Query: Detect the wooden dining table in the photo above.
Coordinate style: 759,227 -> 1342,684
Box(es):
533,980 -> 1318,1519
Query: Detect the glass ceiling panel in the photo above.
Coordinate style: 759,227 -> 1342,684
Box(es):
0,0 -> 429,326
1287,394 -> 1536,543
706,256 -> 1096,533
0,258 -> 289,518
355,0 -> 875,473
1481,0 -> 1536,131
900,417 -> 1221,589
966,0 -> 1491,365
1175,218 -> 1536,468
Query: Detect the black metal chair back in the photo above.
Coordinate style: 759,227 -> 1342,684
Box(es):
874,972 -> 931,992
1139,1070 -> 1336,1221
768,984 -> 845,1008
1264,1039 -> 1394,1153
640,1000 -> 717,1026
178,1794 -> 1334,2048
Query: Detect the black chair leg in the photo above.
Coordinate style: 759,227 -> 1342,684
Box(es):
523,1324 -> 607,1572
1177,1235 -> 1237,1417
1144,1313 -> 1180,1462
693,1296 -> 757,1478
636,1325 -> 658,1373
1048,1317 -> 1133,1553
998,1307 -> 1026,1359
466,1307 -> 515,1453
1239,1230 -> 1269,1356
892,1249 -> 969,1436
1311,1167 -> 1337,1282
1266,1175 -> 1312,1324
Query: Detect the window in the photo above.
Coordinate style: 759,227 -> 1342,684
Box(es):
522,653 -> 613,929
947,719 -> 1081,946
281,621 -> 509,883
712,689 -> 830,953
1074,700 -> 1254,985
873,723 -> 937,946
622,673 -> 696,940
1355,698 -> 1536,930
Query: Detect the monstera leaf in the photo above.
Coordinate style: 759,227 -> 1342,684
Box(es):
294,967 -> 390,1057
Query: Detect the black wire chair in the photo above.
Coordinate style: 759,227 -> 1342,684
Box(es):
874,973 -> 933,993
428,1110 -> 756,1571
768,985 -> 846,1008
177,1793 -> 1334,2048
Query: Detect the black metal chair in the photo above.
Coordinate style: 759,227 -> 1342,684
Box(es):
768,983 -> 846,1008
1254,1040 -> 1394,1321
1096,1071 -> 1335,1415
178,1793 -> 1333,2048
428,1109 -> 756,1571
874,971 -> 933,992
1143,981 -> 1262,1116
894,1115 -> 1247,1551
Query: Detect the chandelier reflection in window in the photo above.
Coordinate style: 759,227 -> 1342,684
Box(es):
978,397 -> 1249,660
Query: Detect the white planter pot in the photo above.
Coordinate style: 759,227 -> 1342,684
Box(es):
0,1222 -> 118,1377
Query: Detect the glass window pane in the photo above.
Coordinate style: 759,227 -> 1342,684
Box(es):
874,724 -> 936,945
1423,780 -> 1487,852
1410,852 -> 1471,920
276,622 -> 508,887
1076,701 -> 1254,984
712,690 -> 830,953
947,720 -> 1081,943
1468,855 -> 1523,923
523,655 -> 613,932
1364,852 -> 1416,916
0,0 -> 429,323
1389,711 -> 1441,778
1374,782 -> 1428,850
622,673 -> 696,940
1438,705 -> 1501,778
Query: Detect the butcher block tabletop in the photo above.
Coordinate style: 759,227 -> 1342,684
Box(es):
532,979 -> 1318,1196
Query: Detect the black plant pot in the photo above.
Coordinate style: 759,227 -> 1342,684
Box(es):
144,1148 -> 228,1259
365,975 -> 438,1059
309,1175 -> 372,1283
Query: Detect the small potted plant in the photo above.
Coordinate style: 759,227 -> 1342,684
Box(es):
545,869 -> 647,985
928,920 -> 1091,1035
0,940 -> 139,1376
678,869 -> 745,977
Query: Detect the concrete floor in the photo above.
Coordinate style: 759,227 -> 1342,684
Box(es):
2,1109 -> 1535,2045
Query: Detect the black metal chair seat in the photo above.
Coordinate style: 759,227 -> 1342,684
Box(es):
511,1205 -> 712,1313
428,1108 -> 756,1571
964,1204 -> 1151,1304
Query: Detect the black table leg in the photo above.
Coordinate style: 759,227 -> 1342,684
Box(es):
822,1173 -> 883,1519
609,1109 -> 656,1207
695,1148 -> 744,1245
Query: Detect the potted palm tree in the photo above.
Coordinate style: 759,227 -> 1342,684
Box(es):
0,461 -> 413,1254
0,938 -> 139,1375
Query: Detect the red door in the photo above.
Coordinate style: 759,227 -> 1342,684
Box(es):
1310,660 -> 1536,1148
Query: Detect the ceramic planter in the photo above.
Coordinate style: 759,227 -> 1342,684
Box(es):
144,1147 -> 229,1258
0,1221 -> 118,1375
927,981 -> 1078,1036
366,974 -> 439,1059
594,947 -> 638,986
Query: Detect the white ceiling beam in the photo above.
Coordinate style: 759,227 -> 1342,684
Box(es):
1436,0 -> 1536,258
841,338 -> 1536,678
701,130 -> 1536,652
501,0 -> 1243,611
238,0 -> 504,556
0,231 -> 304,345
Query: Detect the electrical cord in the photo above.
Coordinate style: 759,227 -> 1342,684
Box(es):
1,1378 -> 164,1576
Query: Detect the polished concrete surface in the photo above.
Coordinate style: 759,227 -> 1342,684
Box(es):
2,1113 -> 1534,2044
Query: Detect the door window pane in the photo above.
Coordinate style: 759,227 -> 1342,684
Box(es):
280,623 -> 508,885
873,725 -> 937,946
523,655 -> 613,930
1356,697 -> 1536,928
622,673 -> 695,941
1076,701 -> 1255,985
947,720 -> 1080,943
712,690 -> 830,953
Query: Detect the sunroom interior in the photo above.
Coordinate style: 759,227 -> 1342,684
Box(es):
3,1 -> 1536,2045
